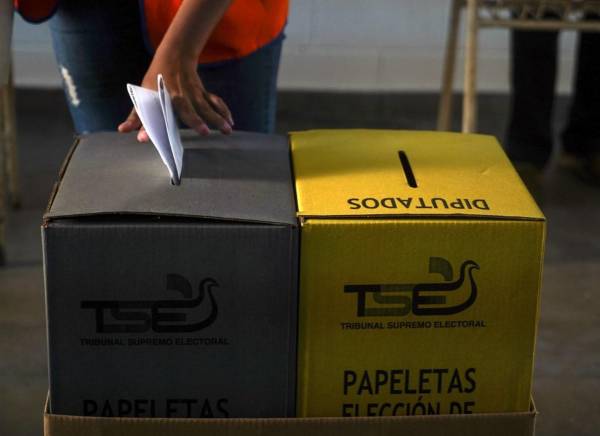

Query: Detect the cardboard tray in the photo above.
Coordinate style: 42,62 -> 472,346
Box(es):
44,396 -> 537,436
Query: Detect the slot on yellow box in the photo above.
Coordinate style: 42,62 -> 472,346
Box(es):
291,130 -> 545,418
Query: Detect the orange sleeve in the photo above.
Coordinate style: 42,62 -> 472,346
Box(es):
14,0 -> 58,23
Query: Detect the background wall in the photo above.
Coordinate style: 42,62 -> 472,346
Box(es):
12,0 -> 578,92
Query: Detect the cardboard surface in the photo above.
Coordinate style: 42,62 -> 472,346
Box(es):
43,131 -> 298,418
291,129 -> 543,220
43,399 -> 537,436
291,130 -> 545,417
46,130 -> 297,226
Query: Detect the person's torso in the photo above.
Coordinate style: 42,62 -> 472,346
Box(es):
15,0 -> 289,63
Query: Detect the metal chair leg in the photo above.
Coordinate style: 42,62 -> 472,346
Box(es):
0,83 -> 6,265
437,0 -> 462,131
462,0 -> 479,133
4,65 -> 19,208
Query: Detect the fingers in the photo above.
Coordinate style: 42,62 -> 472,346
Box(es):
192,87 -> 232,135
207,93 -> 234,127
118,109 -> 148,143
163,70 -> 232,135
192,94 -> 232,135
118,108 -> 142,133
171,95 -> 211,136
137,126 -> 149,143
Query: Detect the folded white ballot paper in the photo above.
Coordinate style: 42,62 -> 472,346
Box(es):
127,75 -> 184,185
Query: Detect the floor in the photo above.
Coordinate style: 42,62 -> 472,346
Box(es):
1,89 -> 599,435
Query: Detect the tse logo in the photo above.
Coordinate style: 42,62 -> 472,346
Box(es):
81,275 -> 218,333
344,258 -> 479,316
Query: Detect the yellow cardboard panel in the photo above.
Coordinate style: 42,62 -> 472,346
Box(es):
291,130 -> 543,220
297,219 -> 544,417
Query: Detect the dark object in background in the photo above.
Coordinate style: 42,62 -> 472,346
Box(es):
42,131 -> 298,418
506,13 -> 600,179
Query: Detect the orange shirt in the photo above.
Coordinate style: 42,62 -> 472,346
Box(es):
144,0 -> 288,64
15,0 -> 288,63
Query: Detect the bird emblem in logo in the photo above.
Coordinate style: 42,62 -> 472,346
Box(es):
344,258 -> 479,317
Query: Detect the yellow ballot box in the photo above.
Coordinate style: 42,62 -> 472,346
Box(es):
290,130 -> 545,417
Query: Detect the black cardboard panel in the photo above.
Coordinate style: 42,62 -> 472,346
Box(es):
46,131 -> 297,226
44,220 -> 298,418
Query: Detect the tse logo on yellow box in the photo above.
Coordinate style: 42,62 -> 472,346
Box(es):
291,130 -> 545,417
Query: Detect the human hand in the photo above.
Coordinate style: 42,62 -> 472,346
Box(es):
118,49 -> 234,142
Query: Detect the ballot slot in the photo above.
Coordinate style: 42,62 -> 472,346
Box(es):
398,150 -> 418,188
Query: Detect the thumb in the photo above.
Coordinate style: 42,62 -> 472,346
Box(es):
137,126 -> 149,143
118,108 -> 142,133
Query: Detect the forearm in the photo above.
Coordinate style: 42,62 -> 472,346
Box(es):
157,0 -> 233,64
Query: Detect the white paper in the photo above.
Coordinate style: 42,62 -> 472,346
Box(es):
158,75 -> 184,180
127,75 -> 183,185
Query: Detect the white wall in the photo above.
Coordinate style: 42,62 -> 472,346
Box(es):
12,12 -> 58,87
12,0 -> 578,92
